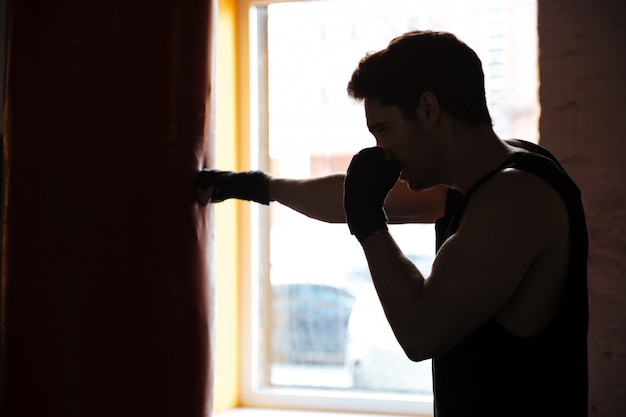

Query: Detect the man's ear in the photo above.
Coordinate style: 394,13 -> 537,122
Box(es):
419,91 -> 440,125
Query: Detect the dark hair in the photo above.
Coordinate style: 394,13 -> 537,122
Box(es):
347,30 -> 492,124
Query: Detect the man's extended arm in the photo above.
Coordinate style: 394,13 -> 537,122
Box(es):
197,169 -> 447,224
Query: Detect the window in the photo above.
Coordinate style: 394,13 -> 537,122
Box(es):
239,0 -> 537,414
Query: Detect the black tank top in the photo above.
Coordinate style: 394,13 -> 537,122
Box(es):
433,141 -> 588,417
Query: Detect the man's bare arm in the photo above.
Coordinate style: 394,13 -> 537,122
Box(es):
270,174 -> 447,223
198,169 -> 448,224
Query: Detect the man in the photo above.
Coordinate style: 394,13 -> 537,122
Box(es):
197,31 -> 588,416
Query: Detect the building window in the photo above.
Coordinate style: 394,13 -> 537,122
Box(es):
240,0 -> 537,414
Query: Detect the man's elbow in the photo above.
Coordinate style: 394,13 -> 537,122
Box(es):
403,348 -> 430,363
398,339 -> 432,363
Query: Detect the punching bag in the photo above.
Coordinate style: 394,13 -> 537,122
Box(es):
1,1 -> 215,416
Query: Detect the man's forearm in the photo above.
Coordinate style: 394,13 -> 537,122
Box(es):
360,230 -> 429,361
269,175 -> 448,224
269,174 -> 346,223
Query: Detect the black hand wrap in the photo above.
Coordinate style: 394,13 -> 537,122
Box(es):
344,147 -> 401,242
196,169 -> 271,206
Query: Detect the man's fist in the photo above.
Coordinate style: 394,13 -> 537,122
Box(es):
344,147 -> 401,242
195,170 -> 271,206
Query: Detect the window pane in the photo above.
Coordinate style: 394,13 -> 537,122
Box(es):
251,0 -> 537,405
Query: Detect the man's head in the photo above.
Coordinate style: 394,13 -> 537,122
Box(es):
347,30 -> 491,125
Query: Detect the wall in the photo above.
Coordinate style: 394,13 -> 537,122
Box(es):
538,1 -> 626,416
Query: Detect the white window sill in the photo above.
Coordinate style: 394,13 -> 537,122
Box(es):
215,408 -> 418,417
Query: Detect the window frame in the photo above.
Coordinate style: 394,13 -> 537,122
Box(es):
236,1 -> 433,415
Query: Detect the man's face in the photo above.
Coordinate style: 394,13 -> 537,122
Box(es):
364,98 -> 440,191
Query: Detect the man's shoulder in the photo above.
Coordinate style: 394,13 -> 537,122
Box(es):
479,166 -> 566,207
465,167 -> 569,238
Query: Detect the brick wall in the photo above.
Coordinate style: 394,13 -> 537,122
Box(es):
538,1 -> 626,415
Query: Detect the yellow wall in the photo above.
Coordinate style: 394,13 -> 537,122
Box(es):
214,0 -> 242,411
